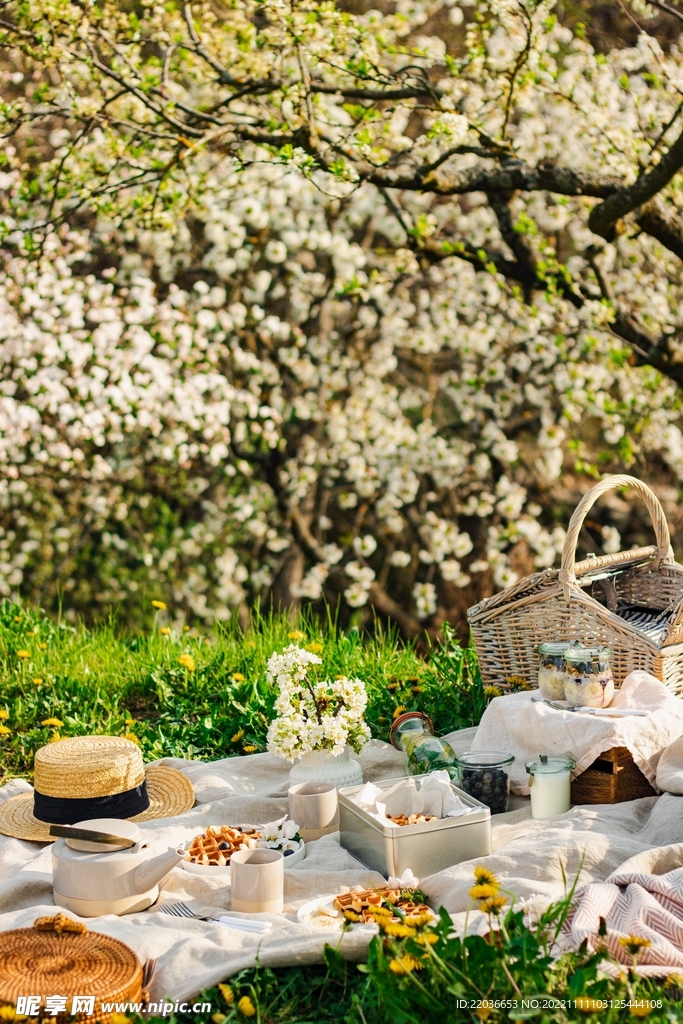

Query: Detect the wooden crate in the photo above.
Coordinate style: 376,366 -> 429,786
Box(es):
570,747 -> 656,804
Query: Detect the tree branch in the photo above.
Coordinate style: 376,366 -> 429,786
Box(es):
589,125 -> 683,239
368,582 -> 423,638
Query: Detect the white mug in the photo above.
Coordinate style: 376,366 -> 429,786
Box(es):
230,848 -> 284,914
288,782 -> 339,842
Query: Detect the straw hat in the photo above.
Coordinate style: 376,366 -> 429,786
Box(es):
0,735 -> 195,842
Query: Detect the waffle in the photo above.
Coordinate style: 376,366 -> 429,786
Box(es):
332,887 -> 431,924
386,812 -> 438,826
185,825 -> 260,867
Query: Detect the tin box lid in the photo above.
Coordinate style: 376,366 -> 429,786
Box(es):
525,754 -> 575,774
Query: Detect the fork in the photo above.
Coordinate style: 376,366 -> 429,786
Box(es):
159,901 -> 273,933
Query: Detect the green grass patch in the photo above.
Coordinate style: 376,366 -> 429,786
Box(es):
0,603 -> 485,781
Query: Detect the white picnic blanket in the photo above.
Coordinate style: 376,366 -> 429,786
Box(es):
3,730 -> 683,996
471,671 -> 683,794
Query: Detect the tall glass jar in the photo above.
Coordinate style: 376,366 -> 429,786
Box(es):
454,751 -> 514,814
389,711 -> 458,778
537,641 -> 574,699
563,646 -> 614,708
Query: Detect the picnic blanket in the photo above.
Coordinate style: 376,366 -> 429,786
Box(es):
564,845 -> 683,976
2,730 -> 683,998
472,671 -> 683,794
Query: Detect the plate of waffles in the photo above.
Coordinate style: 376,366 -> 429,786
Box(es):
181,825 -> 305,875
297,885 -> 435,931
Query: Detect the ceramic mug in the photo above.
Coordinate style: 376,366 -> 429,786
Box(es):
288,782 -> 339,842
230,848 -> 284,914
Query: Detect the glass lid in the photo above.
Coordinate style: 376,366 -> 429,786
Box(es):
525,754 -> 575,774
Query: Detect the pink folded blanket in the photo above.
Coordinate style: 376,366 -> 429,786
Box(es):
565,865 -> 683,975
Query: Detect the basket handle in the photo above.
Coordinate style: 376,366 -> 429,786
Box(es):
559,474 -> 673,595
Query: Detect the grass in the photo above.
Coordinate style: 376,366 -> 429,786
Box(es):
1,601 -> 676,1022
0,602 -> 485,781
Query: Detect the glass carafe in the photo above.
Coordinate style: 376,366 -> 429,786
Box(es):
389,711 -> 458,778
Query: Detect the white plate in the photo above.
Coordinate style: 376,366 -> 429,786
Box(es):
296,894 -> 378,932
181,838 -> 305,876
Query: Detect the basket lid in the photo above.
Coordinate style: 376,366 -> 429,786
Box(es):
0,914 -> 142,1004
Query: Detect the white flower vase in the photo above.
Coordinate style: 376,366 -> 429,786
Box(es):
289,747 -> 363,789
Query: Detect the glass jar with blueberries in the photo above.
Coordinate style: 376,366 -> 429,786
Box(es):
454,751 -> 515,814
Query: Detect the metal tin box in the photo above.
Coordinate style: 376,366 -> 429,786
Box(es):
338,774 -> 492,878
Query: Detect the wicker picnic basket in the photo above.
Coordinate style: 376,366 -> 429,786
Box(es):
468,474 -> 683,695
0,913 -> 146,1022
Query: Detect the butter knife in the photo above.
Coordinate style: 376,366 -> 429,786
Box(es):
49,824 -> 137,847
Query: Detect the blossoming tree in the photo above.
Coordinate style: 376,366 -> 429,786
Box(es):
2,0 -> 683,631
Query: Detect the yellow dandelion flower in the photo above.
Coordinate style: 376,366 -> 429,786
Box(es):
415,932 -> 439,946
183,625 -> 190,631
484,685 -> 503,699
39,643 -> 46,650
26,631 -> 34,637
0,710 -> 8,721
160,627 -> 170,635
178,654 -> 196,671
124,717 -> 135,726
388,954 -> 423,975
152,600 -> 167,610
469,883 -> 499,901
231,729 -> 244,743
480,895 -> 508,915
13,616 -> 21,622
0,725 -> 10,736
386,682 -> 398,692
218,984 -> 234,1005
366,905 -> 392,918
110,1015 -> 129,1024
288,630 -> 305,641
123,733 -> 140,746
393,706 -> 406,719
629,1005 -> 654,1018
0,1006 -> 15,1021
344,910 -> 361,922
16,650 -> 30,659
49,732 -> 61,743
32,678 -> 43,686
242,745 -> 257,754
476,1005 -> 493,1022
382,921 -> 417,939
245,640 -> 256,648
306,642 -> 323,653
41,718 -> 63,728
232,673 -> 245,682
575,997 -> 607,1014
212,1015 -> 227,1024
411,685 -> 424,694
237,995 -> 256,1017
473,866 -> 499,888
618,935 -> 652,956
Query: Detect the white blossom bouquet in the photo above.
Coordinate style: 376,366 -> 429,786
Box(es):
266,645 -> 371,762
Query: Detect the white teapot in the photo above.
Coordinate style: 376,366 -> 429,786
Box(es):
51,818 -> 185,917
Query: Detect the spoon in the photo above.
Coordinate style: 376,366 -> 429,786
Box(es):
530,696 -> 649,717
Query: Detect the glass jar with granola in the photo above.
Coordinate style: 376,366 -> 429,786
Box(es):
563,645 -> 614,708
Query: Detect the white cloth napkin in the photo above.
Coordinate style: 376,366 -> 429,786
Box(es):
472,671 -> 683,795
352,771 -> 475,826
